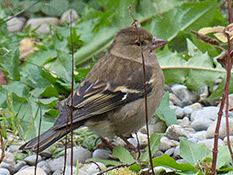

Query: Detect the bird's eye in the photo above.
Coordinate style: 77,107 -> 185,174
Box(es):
135,40 -> 146,46
136,41 -> 140,46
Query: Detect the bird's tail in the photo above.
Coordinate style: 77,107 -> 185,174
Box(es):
19,128 -> 67,152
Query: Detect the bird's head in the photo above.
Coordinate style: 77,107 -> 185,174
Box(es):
109,27 -> 167,61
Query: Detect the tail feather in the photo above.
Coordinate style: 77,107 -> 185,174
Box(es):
19,128 -> 66,152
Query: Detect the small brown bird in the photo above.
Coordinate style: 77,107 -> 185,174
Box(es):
19,26 -> 166,152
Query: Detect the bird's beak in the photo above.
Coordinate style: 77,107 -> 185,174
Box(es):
151,37 -> 168,50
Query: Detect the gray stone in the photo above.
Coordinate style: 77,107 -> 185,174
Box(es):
187,131 -> 207,141
15,166 -> 47,175
173,146 -> 180,158
166,125 -> 195,141
60,9 -> 79,25
14,161 -> 26,172
25,17 -> 59,34
92,149 -> 111,160
164,147 -> 175,156
171,84 -> 199,106
0,151 -> 14,165
198,138 -> 224,150
0,168 -> 10,175
169,93 -> 182,106
179,117 -> 190,126
149,121 -> 167,134
24,155 -> 42,166
207,117 -> 233,139
37,160 -> 51,174
223,136 -> 233,143
127,138 -> 139,147
39,150 -> 52,159
175,107 -> 184,119
66,146 -> 92,164
47,156 -> 64,172
80,162 -> 105,174
7,17 -> 26,33
191,107 -> 220,131
159,136 -> 179,151
183,103 -> 202,117
7,145 -> 21,153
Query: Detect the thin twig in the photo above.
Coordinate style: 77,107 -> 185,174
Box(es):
129,5 -> 155,175
34,103 -> 42,175
69,10 -> 75,175
63,102 -> 69,175
0,125 -> 5,163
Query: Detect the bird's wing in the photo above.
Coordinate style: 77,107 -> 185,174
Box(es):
53,56 -> 155,129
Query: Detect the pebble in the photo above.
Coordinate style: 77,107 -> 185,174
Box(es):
81,162 -> 106,174
164,147 -> 175,156
47,156 -> 64,172
37,160 -> 51,174
60,9 -> 79,25
24,155 -> 42,166
15,166 -> 47,175
198,138 -> 224,150
187,131 -> 207,141
14,161 -> 27,172
0,168 -> 10,175
159,136 -> 179,151
166,125 -> 195,141
25,17 -> 59,34
66,146 -> 92,165
191,107 -> 220,131
92,149 -> 111,159
223,136 -> 233,143
7,17 -> 26,33
173,146 -> 180,159
206,117 -> 233,139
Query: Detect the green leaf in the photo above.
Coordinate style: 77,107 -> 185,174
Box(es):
41,85 -> 59,97
157,40 -> 233,97
156,92 -> 177,126
112,146 -> 134,164
141,133 -> 164,161
216,146 -> 232,169
1,48 -> 20,81
152,154 -> 196,172
90,158 -> 120,166
147,0 -> 218,41
41,0 -> 69,16
46,49 -> 72,82
180,137 -> 211,166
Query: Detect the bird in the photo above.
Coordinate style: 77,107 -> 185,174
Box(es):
19,26 -> 167,152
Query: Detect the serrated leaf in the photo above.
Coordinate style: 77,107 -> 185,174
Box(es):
180,137 -> 211,166
112,146 -> 134,164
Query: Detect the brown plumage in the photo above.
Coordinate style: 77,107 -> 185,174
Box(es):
19,26 -> 167,152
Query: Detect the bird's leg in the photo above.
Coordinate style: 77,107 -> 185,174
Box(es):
118,135 -> 138,152
97,137 -> 115,150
